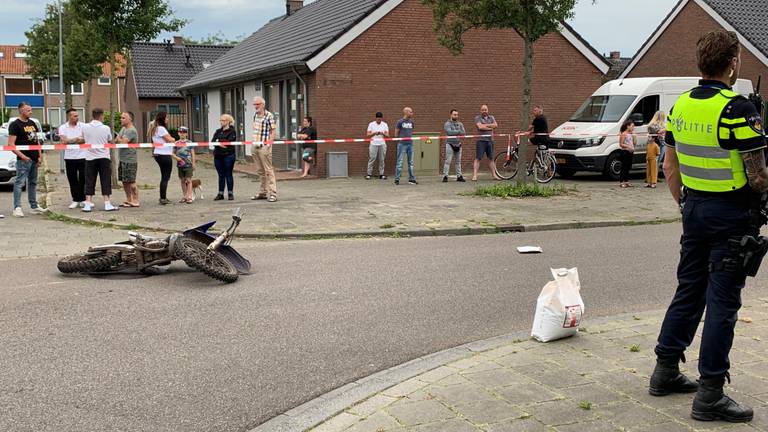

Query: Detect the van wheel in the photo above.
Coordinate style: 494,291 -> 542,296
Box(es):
603,152 -> 622,181
557,168 -> 576,179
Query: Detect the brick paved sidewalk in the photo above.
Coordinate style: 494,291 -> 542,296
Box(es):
309,298 -> 768,432
41,151 -> 681,237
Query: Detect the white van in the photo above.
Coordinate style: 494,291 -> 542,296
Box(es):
548,77 -> 755,180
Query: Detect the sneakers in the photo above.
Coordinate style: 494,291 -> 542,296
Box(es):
158,198 -> 171,205
228,193 -> 235,201
30,206 -> 49,214
68,201 -> 80,209
457,175 -> 466,182
214,193 -> 224,201
82,202 -> 94,212
379,175 -> 387,180
408,179 -> 418,185
251,194 -> 267,200
104,202 -> 118,212
442,176 -> 448,182
365,175 -> 372,180
12,207 -> 24,217
394,179 -> 400,185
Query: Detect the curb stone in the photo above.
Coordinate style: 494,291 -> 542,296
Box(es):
250,310 -> 665,432
44,212 -> 681,240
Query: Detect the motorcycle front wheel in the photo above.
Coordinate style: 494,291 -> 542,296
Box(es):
57,251 -> 122,274
174,237 -> 239,283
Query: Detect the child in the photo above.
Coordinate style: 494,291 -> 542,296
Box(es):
173,126 -> 196,203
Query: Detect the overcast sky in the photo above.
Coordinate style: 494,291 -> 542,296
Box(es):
1,0 -> 678,58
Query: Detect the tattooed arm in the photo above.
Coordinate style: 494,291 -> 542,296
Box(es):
741,150 -> 768,193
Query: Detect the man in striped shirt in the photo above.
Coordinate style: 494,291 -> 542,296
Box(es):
250,96 -> 278,202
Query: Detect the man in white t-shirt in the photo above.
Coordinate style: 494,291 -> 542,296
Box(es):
58,108 -> 86,209
82,108 -> 116,212
366,111 -> 389,179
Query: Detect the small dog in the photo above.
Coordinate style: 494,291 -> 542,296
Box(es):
191,179 -> 204,200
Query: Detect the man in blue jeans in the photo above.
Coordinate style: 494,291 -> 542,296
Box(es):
394,107 -> 417,185
9,102 -> 47,217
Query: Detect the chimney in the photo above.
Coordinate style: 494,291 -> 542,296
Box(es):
173,35 -> 184,48
610,51 -> 621,61
286,0 -> 303,16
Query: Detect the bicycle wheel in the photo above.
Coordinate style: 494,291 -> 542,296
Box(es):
534,153 -> 557,184
493,150 -> 518,180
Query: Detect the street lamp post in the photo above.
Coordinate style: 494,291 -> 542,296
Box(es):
58,0 -> 64,173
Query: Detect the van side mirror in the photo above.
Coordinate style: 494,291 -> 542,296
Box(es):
630,113 -> 644,126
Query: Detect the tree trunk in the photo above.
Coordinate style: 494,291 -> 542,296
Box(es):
516,36 -> 534,183
65,86 -> 72,110
109,53 -> 119,188
84,79 -> 93,121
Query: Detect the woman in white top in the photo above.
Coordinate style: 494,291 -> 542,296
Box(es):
149,111 -> 176,205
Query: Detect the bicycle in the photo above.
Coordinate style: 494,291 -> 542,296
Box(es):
493,132 -> 557,183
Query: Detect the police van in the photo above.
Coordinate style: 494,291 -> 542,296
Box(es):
548,77 -> 755,180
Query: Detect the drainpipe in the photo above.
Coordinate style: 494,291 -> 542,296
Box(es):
292,66 -> 309,172
291,66 -> 308,118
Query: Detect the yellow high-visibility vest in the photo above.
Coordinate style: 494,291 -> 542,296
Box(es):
667,89 -> 755,192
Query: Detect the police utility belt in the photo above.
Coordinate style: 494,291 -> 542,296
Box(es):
684,187 -> 768,277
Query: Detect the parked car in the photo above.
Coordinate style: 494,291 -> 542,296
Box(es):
548,77 -> 754,180
0,117 -> 46,188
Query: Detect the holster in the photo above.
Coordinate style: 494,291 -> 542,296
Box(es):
727,235 -> 768,277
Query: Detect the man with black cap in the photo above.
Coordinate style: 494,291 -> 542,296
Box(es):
366,111 -> 389,179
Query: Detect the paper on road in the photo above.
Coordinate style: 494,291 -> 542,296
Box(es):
517,246 -> 542,253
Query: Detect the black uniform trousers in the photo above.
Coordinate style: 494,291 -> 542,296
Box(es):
655,192 -> 756,379
65,158 -> 86,202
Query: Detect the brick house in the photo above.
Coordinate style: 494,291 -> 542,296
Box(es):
620,0 -> 768,88
123,37 -> 232,141
0,44 -> 126,127
178,0 -> 610,177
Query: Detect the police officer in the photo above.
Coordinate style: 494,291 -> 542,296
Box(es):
650,30 -> 767,423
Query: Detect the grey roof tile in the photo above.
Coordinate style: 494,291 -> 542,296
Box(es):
702,0 -> 768,58
178,0 -> 384,90
130,42 -> 232,98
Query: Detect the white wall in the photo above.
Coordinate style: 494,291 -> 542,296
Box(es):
243,80 -> 262,156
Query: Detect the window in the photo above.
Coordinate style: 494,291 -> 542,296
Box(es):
6,78 -> 43,95
98,76 -> 111,86
47,78 -> 84,95
0,51 -> 4,58
190,93 -> 207,138
629,95 -> 660,125
48,107 -> 86,127
14,52 -> 27,58
156,104 -> 181,114
31,107 -> 44,122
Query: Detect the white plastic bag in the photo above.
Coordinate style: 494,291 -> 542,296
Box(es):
531,267 -> 584,342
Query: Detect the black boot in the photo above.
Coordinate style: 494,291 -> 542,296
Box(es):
649,358 -> 698,396
691,376 -> 753,423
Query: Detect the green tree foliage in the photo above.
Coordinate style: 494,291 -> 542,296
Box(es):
71,0 -> 188,131
24,1 -> 107,111
183,31 -> 244,46
421,0 -> 578,180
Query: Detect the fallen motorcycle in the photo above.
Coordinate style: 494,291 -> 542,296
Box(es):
57,208 -> 250,283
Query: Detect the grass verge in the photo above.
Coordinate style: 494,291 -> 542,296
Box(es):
468,182 -> 568,198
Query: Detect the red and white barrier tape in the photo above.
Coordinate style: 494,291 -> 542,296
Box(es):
1,133 -> 507,152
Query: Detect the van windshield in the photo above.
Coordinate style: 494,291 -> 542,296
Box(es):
569,95 -> 637,122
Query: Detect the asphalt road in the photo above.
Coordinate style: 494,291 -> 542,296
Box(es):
4,224 -> 768,432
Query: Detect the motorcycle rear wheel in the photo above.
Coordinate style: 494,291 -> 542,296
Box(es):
174,237 -> 239,283
58,251 -> 122,274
